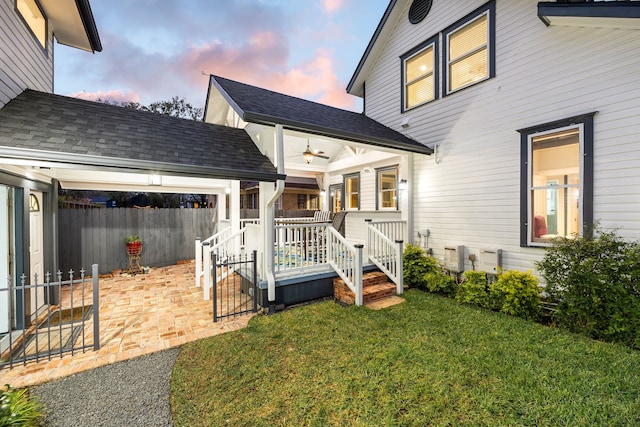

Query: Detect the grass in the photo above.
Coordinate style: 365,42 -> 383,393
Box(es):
171,290 -> 640,426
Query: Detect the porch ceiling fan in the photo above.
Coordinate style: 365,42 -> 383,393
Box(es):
302,141 -> 329,164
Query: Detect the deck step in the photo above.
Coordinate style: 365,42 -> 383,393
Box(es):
334,271 -> 397,306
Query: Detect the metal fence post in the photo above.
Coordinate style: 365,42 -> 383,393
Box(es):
252,250 -> 258,313
92,264 -> 100,351
212,253 -> 218,322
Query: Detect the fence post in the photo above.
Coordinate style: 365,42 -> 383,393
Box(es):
212,253 -> 218,322
203,242 -> 211,301
396,240 -> 404,296
252,250 -> 258,313
354,244 -> 364,306
195,237 -> 201,287
92,264 -> 100,351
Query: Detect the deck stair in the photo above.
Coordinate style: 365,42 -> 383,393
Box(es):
334,271 -> 396,306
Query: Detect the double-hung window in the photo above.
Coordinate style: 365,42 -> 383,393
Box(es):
344,173 -> 360,210
376,166 -> 398,210
401,37 -> 438,111
443,1 -> 495,95
519,113 -> 595,247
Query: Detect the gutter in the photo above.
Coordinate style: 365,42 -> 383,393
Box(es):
264,124 -> 286,311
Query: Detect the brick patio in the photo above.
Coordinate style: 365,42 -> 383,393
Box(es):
0,261 -> 254,388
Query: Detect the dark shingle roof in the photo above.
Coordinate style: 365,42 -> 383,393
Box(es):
208,75 -> 432,155
0,90 -> 282,181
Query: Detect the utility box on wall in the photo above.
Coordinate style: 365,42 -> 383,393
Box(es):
478,249 -> 502,274
443,245 -> 465,273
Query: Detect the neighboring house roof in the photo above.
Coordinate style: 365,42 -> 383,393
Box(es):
40,0 -> 102,52
0,90 -> 283,182
207,75 -> 432,155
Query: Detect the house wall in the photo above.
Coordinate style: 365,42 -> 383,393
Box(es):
362,0 -> 640,273
0,0 -> 54,108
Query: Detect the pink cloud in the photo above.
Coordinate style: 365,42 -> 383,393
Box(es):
179,37 -> 358,110
70,89 -> 141,104
322,0 -> 345,13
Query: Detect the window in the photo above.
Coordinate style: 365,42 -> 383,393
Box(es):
343,174 -> 360,210
376,167 -> 398,210
443,1 -> 495,95
16,0 -> 47,49
401,37 -> 438,111
519,113 -> 595,247
329,184 -> 342,213
29,193 -> 40,212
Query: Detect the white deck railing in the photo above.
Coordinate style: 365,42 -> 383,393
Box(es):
195,226 -> 232,288
366,220 -> 404,295
273,221 -> 331,273
327,226 -> 363,306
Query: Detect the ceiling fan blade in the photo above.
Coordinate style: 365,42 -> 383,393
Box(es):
313,153 -> 329,159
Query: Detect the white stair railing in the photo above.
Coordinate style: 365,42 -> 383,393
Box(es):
327,227 -> 363,306
195,226 -> 232,288
366,219 -> 405,295
197,227 -> 246,300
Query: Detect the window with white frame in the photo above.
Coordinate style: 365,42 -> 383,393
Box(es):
402,37 -> 437,110
519,113 -> 594,247
443,1 -> 494,95
377,167 -> 398,210
344,173 -> 360,210
16,0 -> 47,49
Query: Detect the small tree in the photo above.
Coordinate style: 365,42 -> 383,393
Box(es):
536,226 -> 640,348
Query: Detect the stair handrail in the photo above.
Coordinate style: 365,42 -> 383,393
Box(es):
366,219 -> 404,295
195,226 -> 232,288
326,227 -> 363,306
199,227 -> 248,300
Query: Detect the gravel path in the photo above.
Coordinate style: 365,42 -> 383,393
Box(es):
31,348 -> 181,427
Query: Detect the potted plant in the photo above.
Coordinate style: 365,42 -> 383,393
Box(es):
125,235 -> 142,256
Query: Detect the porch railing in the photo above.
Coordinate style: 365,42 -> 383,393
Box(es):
366,219 -> 404,295
273,221 -> 331,273
327,227 -> 364,306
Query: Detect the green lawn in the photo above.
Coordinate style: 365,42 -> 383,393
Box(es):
171,290 -> 640,426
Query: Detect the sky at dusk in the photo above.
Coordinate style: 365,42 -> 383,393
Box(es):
54,0 -> 390,112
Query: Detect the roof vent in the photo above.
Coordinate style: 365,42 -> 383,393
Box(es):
408,0 -> 432,25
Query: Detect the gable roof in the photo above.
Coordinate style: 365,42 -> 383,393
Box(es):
0,90 -> 282,181
207,75 -> 432,155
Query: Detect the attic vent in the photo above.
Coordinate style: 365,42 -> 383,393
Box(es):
408,0 -> 432,24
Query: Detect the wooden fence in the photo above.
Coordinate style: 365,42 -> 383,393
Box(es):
59,208 -> 216,274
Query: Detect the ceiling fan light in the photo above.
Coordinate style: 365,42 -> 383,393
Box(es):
303,151 -> 314,164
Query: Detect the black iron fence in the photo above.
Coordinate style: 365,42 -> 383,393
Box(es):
0,265 -> 99,369
213,250 -> 258,322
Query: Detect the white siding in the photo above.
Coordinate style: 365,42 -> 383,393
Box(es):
363,0 -> 640,273
0,0 -> 53,107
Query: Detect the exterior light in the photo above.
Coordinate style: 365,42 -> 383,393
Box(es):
399,179 -> 408,190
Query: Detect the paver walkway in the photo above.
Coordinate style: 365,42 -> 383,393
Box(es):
0,261 -> 254,388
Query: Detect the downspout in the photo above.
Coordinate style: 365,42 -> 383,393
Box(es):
265,124 -> 285,312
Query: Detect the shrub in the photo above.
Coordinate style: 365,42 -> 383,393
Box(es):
456,271 -> 489,307
424,271 -> 457,297
0,385 -> 44,427
489,270 -> 541,320
536,227 -> 640,349
403,244 -> 439,289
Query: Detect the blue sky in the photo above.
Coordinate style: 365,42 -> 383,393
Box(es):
54,0 -> 389,111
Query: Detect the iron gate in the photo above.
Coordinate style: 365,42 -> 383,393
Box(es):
0,265 -> 100,369
213,250 -> 258,322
